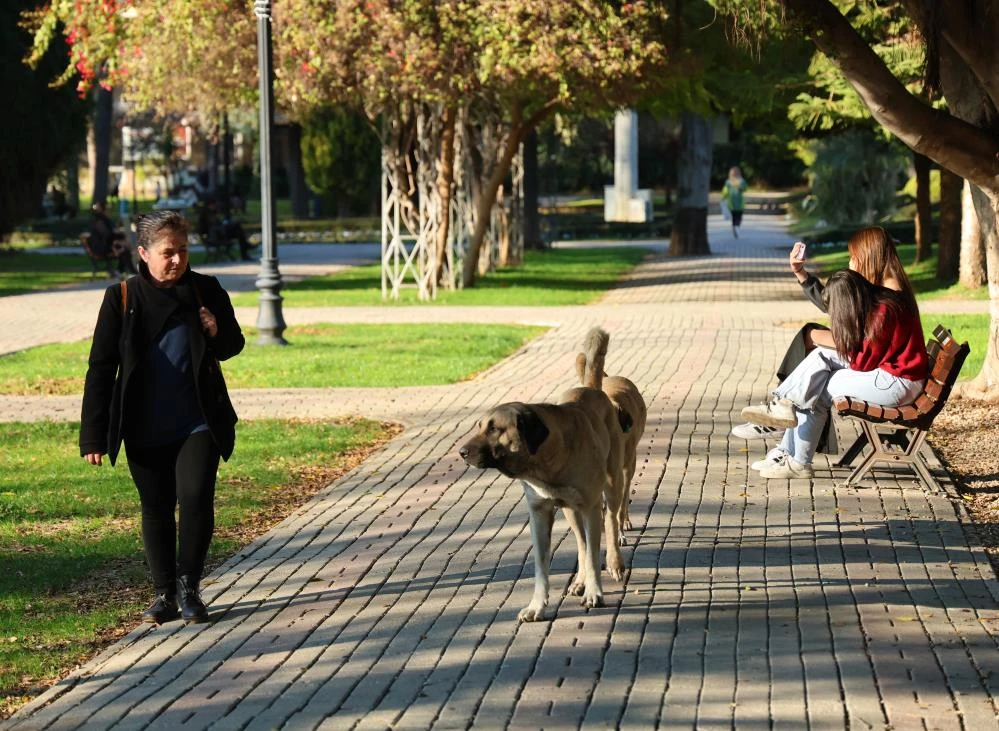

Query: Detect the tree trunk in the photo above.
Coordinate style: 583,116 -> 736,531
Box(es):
913,153 -> 932,263
461,127 -> 524,288
205,137 -> 218,194
222,112 -> 232,214
285,123 -> 310,219
522,130 -> 543,250
91,86 -> 113,206
668,111 -> 712,257
433,107 -> 457,285
958,194 -> 999,400
66,150 -> 80,217
959,181 -> 987,288
937,168 -> 962,281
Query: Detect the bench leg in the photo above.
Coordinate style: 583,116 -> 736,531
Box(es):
841,421 -> 939,492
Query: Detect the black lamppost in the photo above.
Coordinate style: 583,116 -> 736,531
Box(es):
253,0 -> 287,345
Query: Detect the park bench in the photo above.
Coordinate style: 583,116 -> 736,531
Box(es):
80,232 -> 120,279
832,324 -> 970,492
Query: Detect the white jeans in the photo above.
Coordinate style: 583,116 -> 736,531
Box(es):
773,347 -> 925,465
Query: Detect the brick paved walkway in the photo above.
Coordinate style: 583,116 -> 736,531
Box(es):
3,218 -> 998,729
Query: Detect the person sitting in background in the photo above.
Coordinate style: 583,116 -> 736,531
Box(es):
89,201 -> 137,275
741,269 -> 928,479
197,196 -> 255,262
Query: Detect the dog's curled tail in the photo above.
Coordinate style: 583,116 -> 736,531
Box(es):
579,327 -> 609,390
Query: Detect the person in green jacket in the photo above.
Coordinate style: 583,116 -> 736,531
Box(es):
721,165 -> 748,238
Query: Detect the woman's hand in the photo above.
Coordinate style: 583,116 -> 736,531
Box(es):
84,453 -> 104,466
789,241 -> 808,282
199,307 -> 218,338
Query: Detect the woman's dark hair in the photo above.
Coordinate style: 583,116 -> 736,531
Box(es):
823,268 -> 907,359
134,210 -> 189,249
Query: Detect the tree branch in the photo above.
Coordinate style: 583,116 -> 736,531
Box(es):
782,0 -> 999,193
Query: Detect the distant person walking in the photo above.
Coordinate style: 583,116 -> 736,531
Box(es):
721,166 -> 748,239
79,210 -> 244,625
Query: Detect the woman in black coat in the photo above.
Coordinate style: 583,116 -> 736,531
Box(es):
80,210 -> 244,624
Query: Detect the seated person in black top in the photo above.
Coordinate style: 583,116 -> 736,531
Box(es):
89,201 -> 137,274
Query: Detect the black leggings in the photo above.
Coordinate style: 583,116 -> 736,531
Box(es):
125,431 -> 220,592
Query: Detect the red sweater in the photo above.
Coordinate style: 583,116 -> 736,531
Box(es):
849,302 -> 928,381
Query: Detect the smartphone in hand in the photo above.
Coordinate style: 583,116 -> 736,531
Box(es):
794,242 -> 807,261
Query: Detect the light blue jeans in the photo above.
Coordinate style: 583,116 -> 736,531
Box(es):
773,347 -> 925,465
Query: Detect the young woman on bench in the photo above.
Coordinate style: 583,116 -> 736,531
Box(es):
741,268 -> 928,479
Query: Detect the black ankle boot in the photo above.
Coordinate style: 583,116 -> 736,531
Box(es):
178,575 -> 209,624
142,592 -> 179,624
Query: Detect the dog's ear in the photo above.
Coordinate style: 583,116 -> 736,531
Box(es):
616,406 -> 633,434
517,406 -> 549,455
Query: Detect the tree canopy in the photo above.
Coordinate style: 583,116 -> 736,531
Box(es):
3,0 -> 88,241
711,0 -> 999,397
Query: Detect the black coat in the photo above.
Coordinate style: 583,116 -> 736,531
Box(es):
79,265 -> 245,464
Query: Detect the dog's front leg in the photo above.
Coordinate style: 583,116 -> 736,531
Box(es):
580,504 -> 605,608
519,485 -> 555,622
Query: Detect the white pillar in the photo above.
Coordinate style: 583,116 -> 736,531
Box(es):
615,110 -> 639,198
604,110 -> 652,223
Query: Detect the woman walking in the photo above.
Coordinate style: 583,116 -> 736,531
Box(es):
720,165 -> 748,238
80,210 -> 244,624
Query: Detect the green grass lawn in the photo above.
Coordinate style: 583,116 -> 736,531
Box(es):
229,247 -> 651,308
0,323 -> 544,396
0,251 -> 102,297
0,417 -> 397,717
924,314 -> 988,380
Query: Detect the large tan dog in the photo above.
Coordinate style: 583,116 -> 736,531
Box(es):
575,327 -> 648,533
459,331 -> 625,622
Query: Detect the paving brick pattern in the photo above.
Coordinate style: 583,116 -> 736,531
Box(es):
3,219 -> 998,730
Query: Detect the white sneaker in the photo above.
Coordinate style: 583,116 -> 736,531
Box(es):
741,396 -> 797,429
731,422 -> 781,440
759,454 -> 813,479
751,447 -> 786,471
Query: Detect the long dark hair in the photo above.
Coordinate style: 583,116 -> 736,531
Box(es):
134,210 -> 188,249
823,269 -> 909,359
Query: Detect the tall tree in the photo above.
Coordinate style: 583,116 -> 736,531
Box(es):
713,0 -> 999,400
2,0 -> 87,241
648,0 -> 810,256
960,181 -> 988,289
937,167 -> 962,281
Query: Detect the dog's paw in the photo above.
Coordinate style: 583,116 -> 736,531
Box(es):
568,580 -> 586,596
518,603 -> 547,622
607,559 -> 625,581
621,518 -> 633,531
617,533 -> 628,547
581,590 -> 604,609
